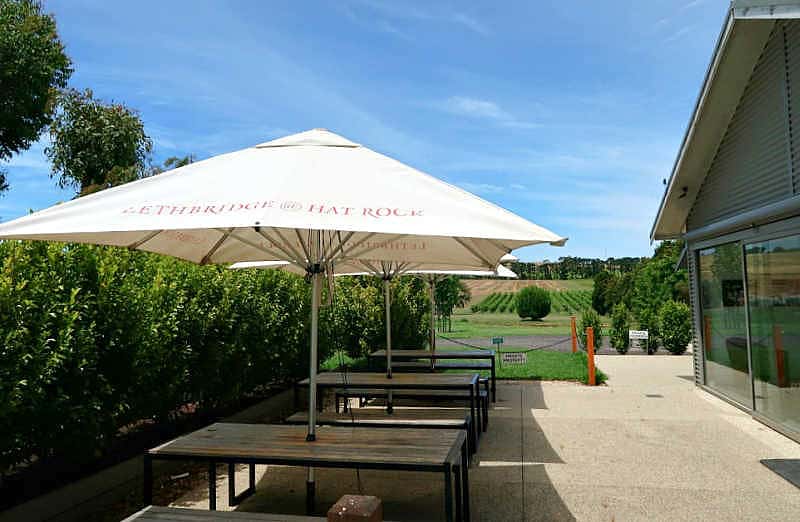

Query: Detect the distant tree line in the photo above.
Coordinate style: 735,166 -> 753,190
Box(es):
507,256 -> 645,280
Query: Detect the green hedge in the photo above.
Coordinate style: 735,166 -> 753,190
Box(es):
0,241 -> 427,473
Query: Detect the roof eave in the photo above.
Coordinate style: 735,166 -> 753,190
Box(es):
650,2 -> 799,241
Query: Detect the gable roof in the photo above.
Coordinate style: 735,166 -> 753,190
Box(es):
651,1 -> 800,240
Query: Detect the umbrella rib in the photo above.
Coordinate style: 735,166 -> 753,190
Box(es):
260,227 -> 303,265
327,231 -> 356,264
453,237 -> 494,268
345,233 -> 403,260
359,259 -> 381,276
294,229 -> 312,264
127,230 -> 163,250
227,230 -> 303,269
201,228 -> 234,265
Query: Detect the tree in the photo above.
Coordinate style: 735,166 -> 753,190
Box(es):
435,276 -> 470,332
630,240 -> 687,347
516,286 -> 551,320
578,308 -> 603,349
0,0 -> 72,194
149,155 -> 195,175
591,270 -> 615,315
46,88 -> 152,195
659,300 -> 692,355
610,303 -> 631,354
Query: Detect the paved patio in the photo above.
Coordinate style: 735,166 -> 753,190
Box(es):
171,355 -> 800,521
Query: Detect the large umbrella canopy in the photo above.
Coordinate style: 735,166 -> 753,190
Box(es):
0,129 -> 565,270
0,128 -> 565,444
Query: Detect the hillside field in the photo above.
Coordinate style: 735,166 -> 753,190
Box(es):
463,278 -> 593,304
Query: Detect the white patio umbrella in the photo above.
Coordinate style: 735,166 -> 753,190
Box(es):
0,129 -> 565,445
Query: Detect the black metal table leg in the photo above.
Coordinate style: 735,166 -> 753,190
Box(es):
208,462 -> 216,511
469,387 -> 478,446
491,356 -> 496,402
249,463 -> 256,490
444,464 -> 454,522
461,443 -> 471,522
143,454 -> 152,506
228,463 -> 235,506
454,464 -> 462,522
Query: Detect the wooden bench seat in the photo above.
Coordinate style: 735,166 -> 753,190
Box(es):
285,408 -> 476,454
334,388 -> 489,432
124,505 -> 325,521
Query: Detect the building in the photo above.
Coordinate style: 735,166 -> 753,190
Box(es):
652,1 -> 800,442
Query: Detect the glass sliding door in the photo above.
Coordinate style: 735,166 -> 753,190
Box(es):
698,243 -> 752,406
745,234 -> 800,434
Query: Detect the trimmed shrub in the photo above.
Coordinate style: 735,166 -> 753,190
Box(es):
0,241 -> 428,474
659,300 -> 692,355
578,308 -> 603,350
516,286 -> 551,320
610,303 -> 631,354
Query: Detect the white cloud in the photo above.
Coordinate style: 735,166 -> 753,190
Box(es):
343,1 -> 489,36
443,96 -> 510,120
439,96 -> 539,129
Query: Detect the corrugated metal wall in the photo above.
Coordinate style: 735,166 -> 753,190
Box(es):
687,23 -> 794,230
687,249 -> 704,385
787,22 -> 800,195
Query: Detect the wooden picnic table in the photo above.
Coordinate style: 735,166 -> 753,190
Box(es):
144,423 -> 469,522
368,349 -> 497,402
297,372 -> 481,445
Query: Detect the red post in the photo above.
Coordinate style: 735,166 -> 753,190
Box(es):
774,324 -> 787,388
587,326 -> 596,386
570,316 -> 578,354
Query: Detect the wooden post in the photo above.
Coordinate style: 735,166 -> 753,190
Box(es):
570,316 -> 578,353
587,327 -> 596,386
774,324 -> 787,388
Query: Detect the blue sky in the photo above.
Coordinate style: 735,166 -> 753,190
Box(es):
1,0 -> 729,261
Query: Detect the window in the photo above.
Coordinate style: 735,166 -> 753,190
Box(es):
698,243 -> 752,406
746,234 -> 800,433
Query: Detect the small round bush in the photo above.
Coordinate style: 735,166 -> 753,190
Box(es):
516,286 -> 551,320
659,300 -> 692,355
578,308 -> 603,350
610,303 -> 631,354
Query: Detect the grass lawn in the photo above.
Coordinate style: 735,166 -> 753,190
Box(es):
321,348 -> 607,385
490,348 -> 607,384
444,311 -> 608,339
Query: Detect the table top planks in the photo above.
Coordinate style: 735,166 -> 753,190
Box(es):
369,349 -> 495,359
299,372 -> 478,388
148,423 -> 465,470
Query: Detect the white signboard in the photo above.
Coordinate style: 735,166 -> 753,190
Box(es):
629,330 -> 649,340
501,352 -> 527,365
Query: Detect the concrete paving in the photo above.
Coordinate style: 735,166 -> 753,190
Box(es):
171,355 -> 800,521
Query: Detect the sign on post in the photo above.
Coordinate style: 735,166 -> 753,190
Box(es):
629,330 -> 650,353
492,336 -> 505,366
501,352 -> 527,365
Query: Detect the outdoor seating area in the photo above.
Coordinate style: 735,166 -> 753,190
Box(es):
143,363 -> 485,522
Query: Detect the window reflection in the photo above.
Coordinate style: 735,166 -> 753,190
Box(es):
698,243 -> 751,406
746,235 -> 800,433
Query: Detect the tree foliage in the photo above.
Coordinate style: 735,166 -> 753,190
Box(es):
610,303 -> 631,354
578,308 -> 603,350
516,286 -> 551,320
46,88 -> 152,194
0,0 -> 72,179
659,300 -> 692,355
0,241 -> 428,473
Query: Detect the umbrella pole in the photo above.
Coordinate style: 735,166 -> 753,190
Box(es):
429,278 -> 436,371
384,278 -> 393,413
306,269 -> 321,508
